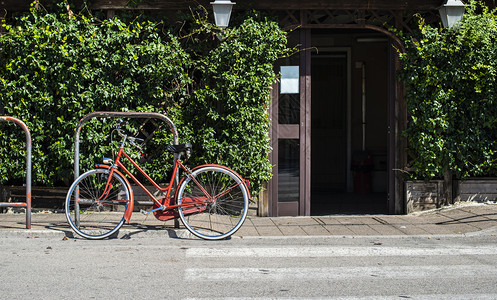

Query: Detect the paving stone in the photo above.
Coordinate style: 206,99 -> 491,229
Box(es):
438,209 -> 478,220
416,224 -> 459,235
279,225 -> 308,236
372,216 -> 407,226
416,214 -> 454,225
478,213 -> 497,221
235,225 -> 259,237
316,217 -> 342,225
396,215 -> 430,224
367,224 -> 406,235
462,207 -> 497,221
467,219 -> 497,230
323,224 -> 355,235
271,217 -> 320,226
355,217 -> 385,225
131,215 -> 169,226
434,223 -> 480,234
346,225 -> 381,235
252,224 -> 284,236
395,225 -> 430,235
300,225 -> 331,236
336,217 -> 366,225
247,217 -> 276,226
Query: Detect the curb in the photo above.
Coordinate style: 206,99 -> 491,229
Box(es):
2,226 -> 496,240
0,228 -> 198,239
0,230 -> 68,239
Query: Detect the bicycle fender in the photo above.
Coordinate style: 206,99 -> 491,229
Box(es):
185,164 -> 252,200
95,164 -> 135,222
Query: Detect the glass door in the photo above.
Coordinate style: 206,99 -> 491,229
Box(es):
270,29 -> 311,216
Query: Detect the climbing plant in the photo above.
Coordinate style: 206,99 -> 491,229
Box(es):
398,0 -> 497,180
0,2 -> 290,195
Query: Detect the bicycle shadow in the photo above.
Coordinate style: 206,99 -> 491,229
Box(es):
119,223 -> 232,240
23,220 -> 230,240
118,223 -> 199,240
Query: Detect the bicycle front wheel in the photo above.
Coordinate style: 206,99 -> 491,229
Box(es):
65,169 -> 131,239
177,166 -> 249,240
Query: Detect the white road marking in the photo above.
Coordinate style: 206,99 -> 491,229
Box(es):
186,246 -> 497,258
183,295 -> 497,300
185,265 -> 497,281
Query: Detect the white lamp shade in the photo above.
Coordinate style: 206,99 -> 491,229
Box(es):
211,0 -> 235,29
439,0 -> 467,28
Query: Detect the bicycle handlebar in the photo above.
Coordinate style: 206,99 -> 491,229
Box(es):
115,119 -> 144,143
128,136 -> 145,144
115,128 -> 145,150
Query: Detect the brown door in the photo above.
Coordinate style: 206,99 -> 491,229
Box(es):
270,29 -> 311,216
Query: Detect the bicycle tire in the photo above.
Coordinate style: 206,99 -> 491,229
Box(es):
65,168 -> 131,239
177,165 -> 249,240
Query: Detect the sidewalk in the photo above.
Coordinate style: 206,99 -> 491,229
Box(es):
0,202 -> 496,239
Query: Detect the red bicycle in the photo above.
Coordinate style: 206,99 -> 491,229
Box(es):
65,119 -> 250,240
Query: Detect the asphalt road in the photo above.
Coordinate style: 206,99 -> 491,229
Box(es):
1,229 -> 497,299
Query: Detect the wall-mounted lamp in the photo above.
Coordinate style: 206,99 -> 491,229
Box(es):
439,0 -> 467,29
211,0 -> 236,29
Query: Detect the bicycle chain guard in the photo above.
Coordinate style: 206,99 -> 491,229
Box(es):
152,196 -> 208,221
153,199 -> 178,221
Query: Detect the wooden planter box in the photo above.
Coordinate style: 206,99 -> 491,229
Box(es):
406,178 -> 497,213
406,180 -> 444,213
454,179 -> 497,203
0,186 -> 69,210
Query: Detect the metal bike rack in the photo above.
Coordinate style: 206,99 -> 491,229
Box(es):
74,111 -> 181,228
74,111 -> 179,181
0,116 -> 32,229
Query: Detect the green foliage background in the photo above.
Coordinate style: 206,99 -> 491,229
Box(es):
398,0 -> 497,180
0,3 -> 290,195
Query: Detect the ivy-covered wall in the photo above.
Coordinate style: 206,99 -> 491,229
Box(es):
398,1 -> 497,180
0,3 -> 290,195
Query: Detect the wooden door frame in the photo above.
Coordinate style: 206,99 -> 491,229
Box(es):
269,25 -> 404,216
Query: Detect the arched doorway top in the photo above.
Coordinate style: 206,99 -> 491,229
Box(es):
276,8 -> 441,52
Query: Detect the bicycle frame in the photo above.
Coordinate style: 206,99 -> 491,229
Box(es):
97,141 -> 220,222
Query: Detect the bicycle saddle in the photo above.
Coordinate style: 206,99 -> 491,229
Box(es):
166,143 -> 192,154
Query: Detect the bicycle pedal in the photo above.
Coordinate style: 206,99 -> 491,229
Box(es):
141,206 -> 165,215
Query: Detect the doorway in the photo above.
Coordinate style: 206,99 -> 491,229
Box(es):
269,29 -> 391,216
310,31 -> 389,215
311,51 -> 348,194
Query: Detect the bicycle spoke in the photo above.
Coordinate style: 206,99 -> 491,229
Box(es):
178,166 -> 248,240
65,169 -> 130,239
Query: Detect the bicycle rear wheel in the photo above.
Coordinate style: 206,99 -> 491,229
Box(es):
177,165 -> 249,240
65,169 -> 131,239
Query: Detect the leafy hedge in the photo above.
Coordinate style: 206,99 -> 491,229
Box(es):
0,3 -> 290,195
398,1 -> 497,179
180,14 -> 287,191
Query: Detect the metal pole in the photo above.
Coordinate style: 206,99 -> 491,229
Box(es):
74,126 -> 80,226
0,116 -> 32,229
